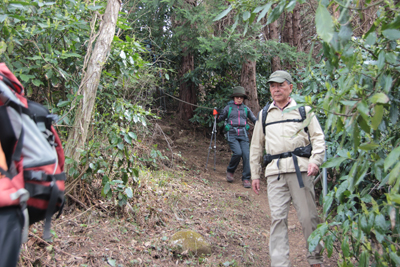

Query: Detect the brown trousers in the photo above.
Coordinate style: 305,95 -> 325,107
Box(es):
267,172 -> 323,266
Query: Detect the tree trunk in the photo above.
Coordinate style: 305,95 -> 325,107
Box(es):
178,49 -> 196,121
64,0 -> 121,162
269,17 -> 281,71
241,60 -> 260,114
283,12 -> 293,46
292,4 -> 303,52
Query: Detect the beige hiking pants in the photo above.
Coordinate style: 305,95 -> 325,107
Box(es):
267,172 -> 323,267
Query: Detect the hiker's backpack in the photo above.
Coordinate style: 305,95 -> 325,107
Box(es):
260,102 -> 308,135
0,63 -> 66,241
223,101 -> 249,133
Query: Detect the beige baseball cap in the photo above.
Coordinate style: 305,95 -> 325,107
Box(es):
267,70 -> 293,84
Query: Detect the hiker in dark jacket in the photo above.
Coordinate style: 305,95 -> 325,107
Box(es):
215,86 -> 257,188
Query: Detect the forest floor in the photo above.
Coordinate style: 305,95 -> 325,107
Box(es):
18,113 -> 339,267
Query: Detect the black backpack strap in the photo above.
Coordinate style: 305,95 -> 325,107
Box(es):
299,106 -> 308,133
261,103 -> 270,135
0,73 -> 23,94
0,167 -> 12,178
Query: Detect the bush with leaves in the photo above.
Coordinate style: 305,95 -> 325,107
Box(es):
0,0 -> 99,102
295,3 -> 400,267
66,94 -> 158,206
217,0 -> 400,265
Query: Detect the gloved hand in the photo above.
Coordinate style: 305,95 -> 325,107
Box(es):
213,108 -> 222,116
215,108 -> 223,114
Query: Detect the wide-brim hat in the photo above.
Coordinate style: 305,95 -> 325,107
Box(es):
230,86 -> 248,99
267,70 -> 294,84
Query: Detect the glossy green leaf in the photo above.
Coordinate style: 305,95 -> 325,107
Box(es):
359,142 -> 379,151
384,146 -> 400,171
242,11 -> 251,21
389,105 -> 399,124
253,5 -> 265,13
382,75 -> 393,94
321,156 -> 347,168
254,2 -> 273,22
57,100 -> 70,107
382,29 -> 400,40
335,179 -> 348,201
323,194 -> 333,215
351,160 -> 368,189
256,3 -> 273,22
357,100 -> 370,122
213,6 -> 232,21
360,215 -> 371,234
0,14 -> 8,23
370,93 -> 389,104
374,214 -> 387,233
357,115 -> 370,133
326,234 -> 334,257
243,21 -> 249,36
32,79 -> 43,86
353,122 -> 360,149
315,3 -> 334,43
266,2 -> 285,24
389,252 -> 400,265
103,182 -> 110,195
359,250 -> 370,267
347,162 -> 358,192
389,194 -> 400,205
377,51 -> 385,70
371,105 -> 384,130
365,32 -> 376,45
124,134 -> 132,144
125,187 -> 133,198
341,236 -> 350,258
388,162 -> 400,185
128,132 -> 137,140
286,0 -> 297,12
117,143 -> 124,150
340,100 -> 357,106
132,168 -> 139,177
308,223 -> 328,252
87,5 -> 104,11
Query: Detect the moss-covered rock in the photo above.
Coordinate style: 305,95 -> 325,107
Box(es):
170,230 -> 211,256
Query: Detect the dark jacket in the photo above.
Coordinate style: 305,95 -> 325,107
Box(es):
217,101 -> 257,137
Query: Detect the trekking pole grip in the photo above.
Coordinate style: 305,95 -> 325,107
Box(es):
213,107 -> 218,116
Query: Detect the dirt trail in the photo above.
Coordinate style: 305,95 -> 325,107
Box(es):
173,123 -> 338,267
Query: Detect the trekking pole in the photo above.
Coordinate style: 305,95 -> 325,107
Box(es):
206,108 -> 218,171
213,110 -> 217,171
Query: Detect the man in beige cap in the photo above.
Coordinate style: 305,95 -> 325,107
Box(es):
250,70 -> 325,267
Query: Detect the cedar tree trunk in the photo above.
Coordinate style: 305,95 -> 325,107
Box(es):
178,50 -> 196,121
241,60 -> 260,114
293,4 -> 303,52
269,18 -> 281,71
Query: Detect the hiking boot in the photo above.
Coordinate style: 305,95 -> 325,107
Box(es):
226,172 -> 234,183
242,179 -> 251,188
310,264 -> 323,267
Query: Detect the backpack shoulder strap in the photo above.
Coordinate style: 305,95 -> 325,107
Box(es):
298,106 -> 308,133
244,106 -> 248,117
262,103 -> 270,135
226,106 -> 232,120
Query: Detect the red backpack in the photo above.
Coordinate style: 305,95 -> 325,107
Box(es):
0,63 -> 66,241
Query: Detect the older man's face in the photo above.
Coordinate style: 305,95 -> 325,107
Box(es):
269,81 -> 293,105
